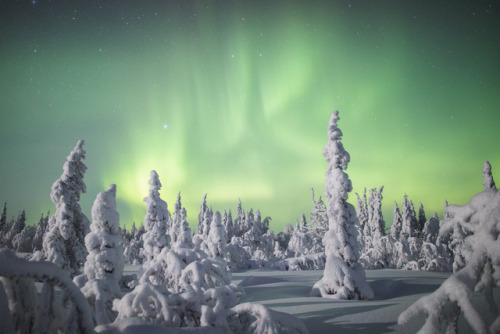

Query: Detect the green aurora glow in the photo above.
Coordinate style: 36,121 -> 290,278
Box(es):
1,1 -> 499,231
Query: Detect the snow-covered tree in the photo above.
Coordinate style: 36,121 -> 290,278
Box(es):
123,222 -> 145,265
400,195 -> 418,240
5,210 -> 26,249
76,184 -> 124,325
42,140 -> 90,277
482,160 -> 496,190
32,212 -> 49,252
422,212 -> 439,244
310,188 -> 329,234
222,210 -> 234,241
399,162 -> 500,333
390,201 -> 402,239
233,199 -> 246,238
310,111 -> 373,300
417,203 -> 427,234
197,193 -> 209,235
355,189 -> 369,250
142,170 -> 171,264
368,186 -> 385,241
170,192 -> 193,249
12,225 -> 35,253
206,211 -> 227,259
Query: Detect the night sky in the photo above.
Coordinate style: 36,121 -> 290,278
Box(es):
1,1 -> 499,232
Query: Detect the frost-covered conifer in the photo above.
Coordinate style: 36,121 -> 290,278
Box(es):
78,184 -> 124,325
422,212 -> 440,244
124,222 -> 145,265
33,212 -> 49,252
42,140 -> 90,276
207,211 -> 227,259
223,210 -> 234,240
310,111 -> 373,300
417,203 -> 426,234
170,192 -> 193,249
355,189 -> 369,248
13,225 -> 35,253
233,199 -> 246,237
142,170 -> 171,263
482,160 -> 496,190
401,195 -> 418,240
5,210 -> 26,249
390,202 -> 402,239
197,193 -> 209,235
368,186 -> 385,240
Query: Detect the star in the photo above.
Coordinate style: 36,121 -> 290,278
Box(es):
163,124 -> 168,129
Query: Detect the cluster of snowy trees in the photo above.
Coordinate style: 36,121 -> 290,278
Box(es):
0,140 -> 308,333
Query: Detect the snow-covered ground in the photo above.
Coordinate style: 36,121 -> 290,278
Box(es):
228,268 -> 498,333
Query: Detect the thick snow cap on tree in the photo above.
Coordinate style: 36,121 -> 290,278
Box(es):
311,111 -> 373,300
142,170 -> 171,263
42,139 -> 90,277
78,184 -> 124,325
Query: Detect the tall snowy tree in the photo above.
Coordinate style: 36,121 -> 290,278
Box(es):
142,170 -> 171,263
390,202 -> 402,239
483,160 -> 496,190
197,194 -> 209,235
222,210 -> 234,241
5,210 -> 26,249
32,212 -> 49,252
417,203 -> 427,234
206,211 -> 227,259
310,111 -> 373,300
310,188 -> 329,234
368,186 -> 385,240
42,140 -> 90,277
355,189 -> 369,245
78,184 -> 124,325
170,192 -> 192,249
400,195 -> 418,240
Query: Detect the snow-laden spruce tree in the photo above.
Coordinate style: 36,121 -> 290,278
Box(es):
75,184 -> 124,325
223,210 -> 234,241
399,162 -> 500,333
355,188 -> 369,251
206,211 -> 227,259
42,140 -> 90,277
390,201 -> 402,239
170,192 -> 193,249
5,210 -> 26,249
142,171 -> 171,265
483,160 -> 496,190
310,111 -> 373,300
32,212 -> 49,252
310,188 -> 329,234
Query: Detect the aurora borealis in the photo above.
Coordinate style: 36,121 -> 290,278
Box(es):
1,1 -> 499,232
